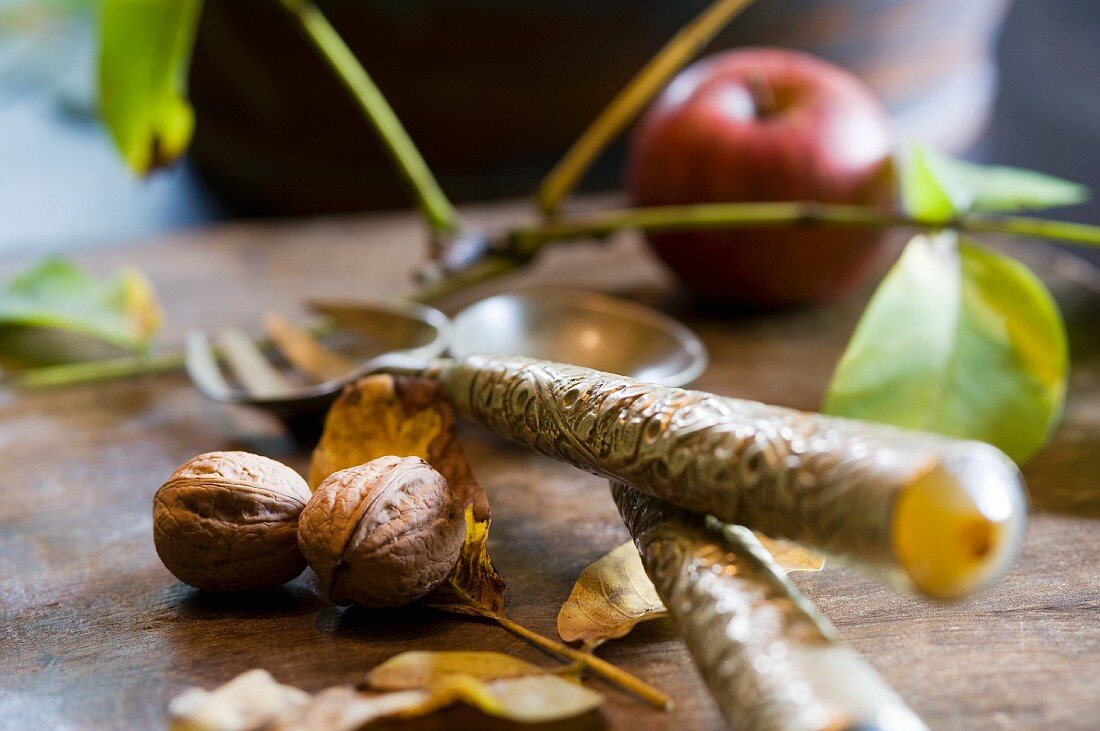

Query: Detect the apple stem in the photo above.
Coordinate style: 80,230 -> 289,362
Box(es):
746,72 -> 780,118
276,0 -> 460,237
535,0 -> 760,217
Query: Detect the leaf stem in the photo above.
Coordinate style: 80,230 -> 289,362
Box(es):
276,0 -> 459,235
536,0 -> 758,216
493,614 -> 673,710
404,256 -> 522,304
0,351 -> 184,389
7,202 -> 1098,390
961,213 -> 1100,246
506,201 -> 1100,253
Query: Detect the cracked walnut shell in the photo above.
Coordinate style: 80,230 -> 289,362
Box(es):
298,456 -> 466,609
153,451 -> 311,591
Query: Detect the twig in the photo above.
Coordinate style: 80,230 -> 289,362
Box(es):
536,0 -> 759,215
493,614 -> 673,710
276,0 -> 459,235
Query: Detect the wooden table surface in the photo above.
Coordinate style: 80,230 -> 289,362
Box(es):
2,201 -> 1098,730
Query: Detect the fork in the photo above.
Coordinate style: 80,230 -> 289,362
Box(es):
185,300 -> 450,420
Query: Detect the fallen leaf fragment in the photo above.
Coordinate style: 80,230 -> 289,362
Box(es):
559,535 -> 824,649
268,687 -> 435,731
167,669 -> 309,731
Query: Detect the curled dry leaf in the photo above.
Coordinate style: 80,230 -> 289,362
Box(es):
559,536 -> 824,649
423,506 -> 505,617
557,541 -> 667,649
309,374 -> 505,615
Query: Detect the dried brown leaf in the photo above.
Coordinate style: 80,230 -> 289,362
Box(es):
308,375 -> 443,489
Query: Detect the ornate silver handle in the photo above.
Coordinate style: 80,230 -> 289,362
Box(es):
612,482 -> 928,731
430,354 -> 1026,599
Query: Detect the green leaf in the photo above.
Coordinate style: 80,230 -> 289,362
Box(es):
0,258 -> 162,353
98,0 -> 203,174
936,156 -> 1088,214
900,144 -> 1088,221
900,145 -> 967,223
824,233 -> 1068,463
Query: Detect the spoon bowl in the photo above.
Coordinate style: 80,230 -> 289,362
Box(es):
451,290 -> 707,387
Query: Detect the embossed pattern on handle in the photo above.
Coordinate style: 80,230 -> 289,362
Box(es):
434,354 -> 1024,592
612,483 -> 928,731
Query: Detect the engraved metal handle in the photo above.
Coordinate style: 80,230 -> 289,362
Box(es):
429,354 -> 1027,599
612,483 -> 928,731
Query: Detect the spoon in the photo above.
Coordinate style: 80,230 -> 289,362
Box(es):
185,290 -> 708,419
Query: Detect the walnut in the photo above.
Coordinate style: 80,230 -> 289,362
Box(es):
298,456 -> 466,609
153,451 -> 311,591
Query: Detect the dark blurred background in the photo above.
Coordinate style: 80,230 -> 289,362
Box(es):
0,0 -> 1097,264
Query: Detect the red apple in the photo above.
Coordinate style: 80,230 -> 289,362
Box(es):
626,48 -> 895,308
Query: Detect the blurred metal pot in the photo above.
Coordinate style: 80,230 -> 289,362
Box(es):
188,0 -> 1011,214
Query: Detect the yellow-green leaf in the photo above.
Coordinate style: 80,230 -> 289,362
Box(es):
0,257 -> 162,355
367,651 -> 603,724
900,143 -> 1088,221
368,651 -> 547,688
825,232 -> 1068,463
98,0 -> 203,174
900,144 -> 965,223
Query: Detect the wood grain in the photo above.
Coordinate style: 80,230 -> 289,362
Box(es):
1,200 -> 1098,730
